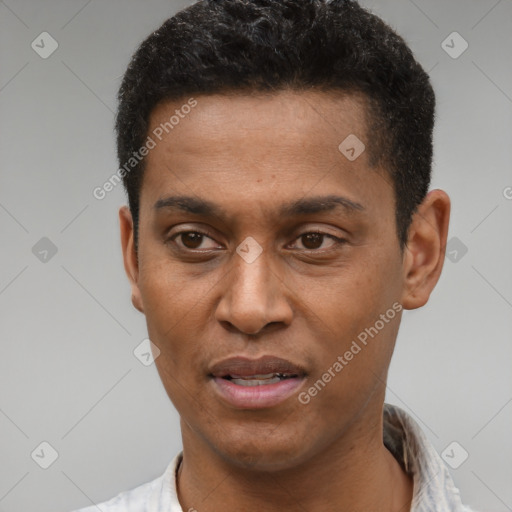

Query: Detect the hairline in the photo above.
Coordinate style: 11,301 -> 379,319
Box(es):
130,86 -> 406,257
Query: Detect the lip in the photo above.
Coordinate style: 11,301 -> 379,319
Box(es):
208,355 -> 307,409
209,355 -> 306,378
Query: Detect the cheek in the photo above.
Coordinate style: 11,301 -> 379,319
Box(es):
137,262 -> 195,367
313,257 -> 398,335
308,245 -> 403,379
138,251 -> 201,325
137,258 -> 224,390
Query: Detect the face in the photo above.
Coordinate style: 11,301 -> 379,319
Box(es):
120,90 -> 443,472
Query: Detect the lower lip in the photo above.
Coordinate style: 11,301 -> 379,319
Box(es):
211,376 -> 305,409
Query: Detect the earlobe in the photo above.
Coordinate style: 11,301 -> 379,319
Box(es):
119,205 -> 144,314
400,189 -> 451,310
131,293 -> 144,313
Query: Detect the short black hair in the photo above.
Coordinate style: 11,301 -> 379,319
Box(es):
115,0 -> 435,254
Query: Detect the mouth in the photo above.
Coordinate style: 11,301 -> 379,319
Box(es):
208,355 -> 307,409
222,372 -> 298,386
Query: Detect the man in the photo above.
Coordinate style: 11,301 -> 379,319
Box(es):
74,0 -> 477,510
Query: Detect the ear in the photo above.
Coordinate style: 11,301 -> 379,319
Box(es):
400,189 -> 451,310
119,205 -> 144,313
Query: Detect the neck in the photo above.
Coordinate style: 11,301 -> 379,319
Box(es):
176,403 -> 413,512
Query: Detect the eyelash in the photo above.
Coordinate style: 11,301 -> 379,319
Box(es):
167,229 -> 347,253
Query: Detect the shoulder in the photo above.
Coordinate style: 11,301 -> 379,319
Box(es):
70,477 -> 157,512
69,453 -> 182,512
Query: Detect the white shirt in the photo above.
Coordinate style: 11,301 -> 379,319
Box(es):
71,403 -> 477,512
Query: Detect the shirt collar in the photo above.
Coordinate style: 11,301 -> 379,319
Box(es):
383,403 -> 468,512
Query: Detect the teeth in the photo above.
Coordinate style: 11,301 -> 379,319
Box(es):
230,373 -> 277,379
226,373 -> 296,386
231,377 -> 282,386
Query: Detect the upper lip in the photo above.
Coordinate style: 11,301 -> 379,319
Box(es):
209,355 -> 307,378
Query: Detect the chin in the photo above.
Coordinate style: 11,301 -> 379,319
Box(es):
209,427 -> 311,473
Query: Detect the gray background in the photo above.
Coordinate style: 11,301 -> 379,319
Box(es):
0,0 -> 511,511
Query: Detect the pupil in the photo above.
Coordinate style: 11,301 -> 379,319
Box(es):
183,232 -> 202,249
182,233 -> 324,250
302,233 -> 322,249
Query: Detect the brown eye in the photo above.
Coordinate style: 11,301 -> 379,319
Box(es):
168,231 -> 220,251
291,231 -> 344,251
180,232 -> 204,249
300,233 -> 325,250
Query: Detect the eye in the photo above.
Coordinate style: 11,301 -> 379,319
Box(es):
166,228 -> 346,253
168,230 -> 221,251
289,231 -> 346,251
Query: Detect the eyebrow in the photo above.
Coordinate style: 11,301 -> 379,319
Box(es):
153,194 -> 365,219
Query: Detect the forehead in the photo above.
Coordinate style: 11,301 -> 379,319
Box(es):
147,89 -> 370,157
140,90 -> 393,222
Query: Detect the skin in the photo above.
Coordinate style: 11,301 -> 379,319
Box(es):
119,90 -> 450,512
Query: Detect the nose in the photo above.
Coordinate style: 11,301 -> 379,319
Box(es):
214,244 -> 293,336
